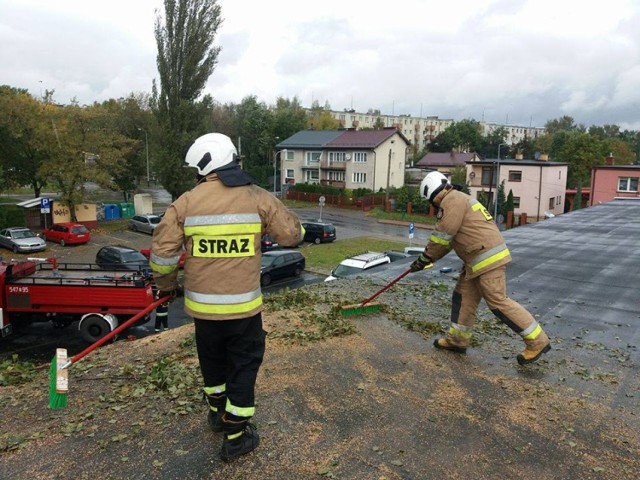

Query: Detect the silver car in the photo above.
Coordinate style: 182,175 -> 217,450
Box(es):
129,214 -> 162,234
0,227 -> 47,253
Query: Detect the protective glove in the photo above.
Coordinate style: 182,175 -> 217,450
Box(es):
158,286 -> 183,303
410,254 -> 433,273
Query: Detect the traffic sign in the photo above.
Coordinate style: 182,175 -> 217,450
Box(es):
319,196 -> 326,206
40,197 -> 51,214
409,222 -> 415,234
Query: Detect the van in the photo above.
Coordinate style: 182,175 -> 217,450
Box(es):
302,222 -> 336,244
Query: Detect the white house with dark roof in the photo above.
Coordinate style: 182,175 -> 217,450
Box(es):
276,128 -> 410,192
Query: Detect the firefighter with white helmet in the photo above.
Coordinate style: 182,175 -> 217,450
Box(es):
411,171 -> 551,365
150,133 -> 304,461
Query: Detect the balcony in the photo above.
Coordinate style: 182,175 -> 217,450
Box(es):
320,160 -> 347,170
321,179 -> 345,189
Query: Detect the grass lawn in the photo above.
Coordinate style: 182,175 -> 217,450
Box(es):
365,208 -> 437,225
299,237 -> 411,275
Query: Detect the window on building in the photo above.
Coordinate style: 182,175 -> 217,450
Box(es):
327,171 -> 345,181
513,197 -> 520,208
352,172 -> 367,183
285,151 -> 294,161
618,177 -> 639,192
305,170 -> 319,182
329,151 -> 346,163
305,151 -> 321,166
548,197 -> 554,210
353,152 -> 367,163
286,169 -> 294,178
508,170 -> 522,182
481,167 -> 496,187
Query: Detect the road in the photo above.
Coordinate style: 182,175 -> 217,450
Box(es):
1,204 -> 431,362
0,208 -> 364,361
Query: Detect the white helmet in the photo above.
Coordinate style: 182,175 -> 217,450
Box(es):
420,171 -> 450,202
185,133 -> 237,176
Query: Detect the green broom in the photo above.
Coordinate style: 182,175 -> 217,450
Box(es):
49,348 -> 68,409
340,268 -> 413,316
48,296 -> 170,409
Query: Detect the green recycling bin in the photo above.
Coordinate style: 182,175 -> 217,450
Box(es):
118,202 -> 135,219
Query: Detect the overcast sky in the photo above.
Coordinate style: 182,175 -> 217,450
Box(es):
2,0 -> 640,130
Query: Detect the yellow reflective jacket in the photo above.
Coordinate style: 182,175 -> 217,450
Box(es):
426,188 -> 511,279
150,174 -> 302,320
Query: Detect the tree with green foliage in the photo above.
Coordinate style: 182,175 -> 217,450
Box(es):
481,126 -> 510,158
98,94 -> 155,198
431,119 -> 484,154
573,184 -> 582,211
38,104 -> 138,220
153,0 -> 223,200
450,166 -> 470,193
272,96 -> 308,142
396,185 -> 411,212
411,186 -> 429,214
558,131 -> 607,187
496,180 -> 506,218
545,115 -> 576,134
506,189 -> 515,218
0,87 -> 56,197
306,106 -> 341,130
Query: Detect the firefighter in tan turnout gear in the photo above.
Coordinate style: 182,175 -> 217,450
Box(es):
410,171 -> 551,365
150,133 -> 303,462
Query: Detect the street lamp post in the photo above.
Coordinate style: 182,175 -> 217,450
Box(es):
494,143 -> 508,221
273,149 -> 286,195
137,128 -> 150,187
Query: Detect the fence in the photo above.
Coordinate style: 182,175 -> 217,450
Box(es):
285,191 -> 387,211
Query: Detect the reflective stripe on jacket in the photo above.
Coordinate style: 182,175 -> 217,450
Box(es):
425,188 -> 511,279
150,174 -> 302,320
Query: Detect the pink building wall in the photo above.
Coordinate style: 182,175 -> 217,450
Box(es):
590,166 -> 640,206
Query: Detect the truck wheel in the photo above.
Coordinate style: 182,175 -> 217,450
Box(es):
314,237 -> 321,245
79,314 -> 113,343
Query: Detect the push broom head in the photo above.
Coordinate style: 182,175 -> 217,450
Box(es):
340,302 -> 383,316
49,348 -> 68,409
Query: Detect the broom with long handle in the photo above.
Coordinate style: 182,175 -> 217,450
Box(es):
340,267 -> 412,316
49,296 -> 171,409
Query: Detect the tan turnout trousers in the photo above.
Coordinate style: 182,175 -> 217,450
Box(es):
446,266 -> 544,348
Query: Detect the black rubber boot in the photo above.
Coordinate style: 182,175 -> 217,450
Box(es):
220,416 -> 260,462
204,392 -> 226,433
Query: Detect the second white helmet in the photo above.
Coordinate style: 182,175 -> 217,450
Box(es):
185,133 -> 237,176
420,171 -> 450,202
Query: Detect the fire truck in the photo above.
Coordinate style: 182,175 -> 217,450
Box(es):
0,258 -> 156,343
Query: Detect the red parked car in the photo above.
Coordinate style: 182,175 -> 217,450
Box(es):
41,223 -> 91,246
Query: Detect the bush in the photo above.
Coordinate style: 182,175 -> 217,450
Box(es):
0,205 -> 26,229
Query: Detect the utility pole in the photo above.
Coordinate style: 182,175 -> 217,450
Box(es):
494,143 -> 508,221
385,140 -> 395,204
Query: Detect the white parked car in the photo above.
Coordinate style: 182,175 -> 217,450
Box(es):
325,252 -> 391,282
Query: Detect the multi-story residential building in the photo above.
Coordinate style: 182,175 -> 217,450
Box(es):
481,122 -> 546,145
276,128 -> 410,192
466,153 -> 568,222
589,156 -> 640,206
308,108 -> 545,151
